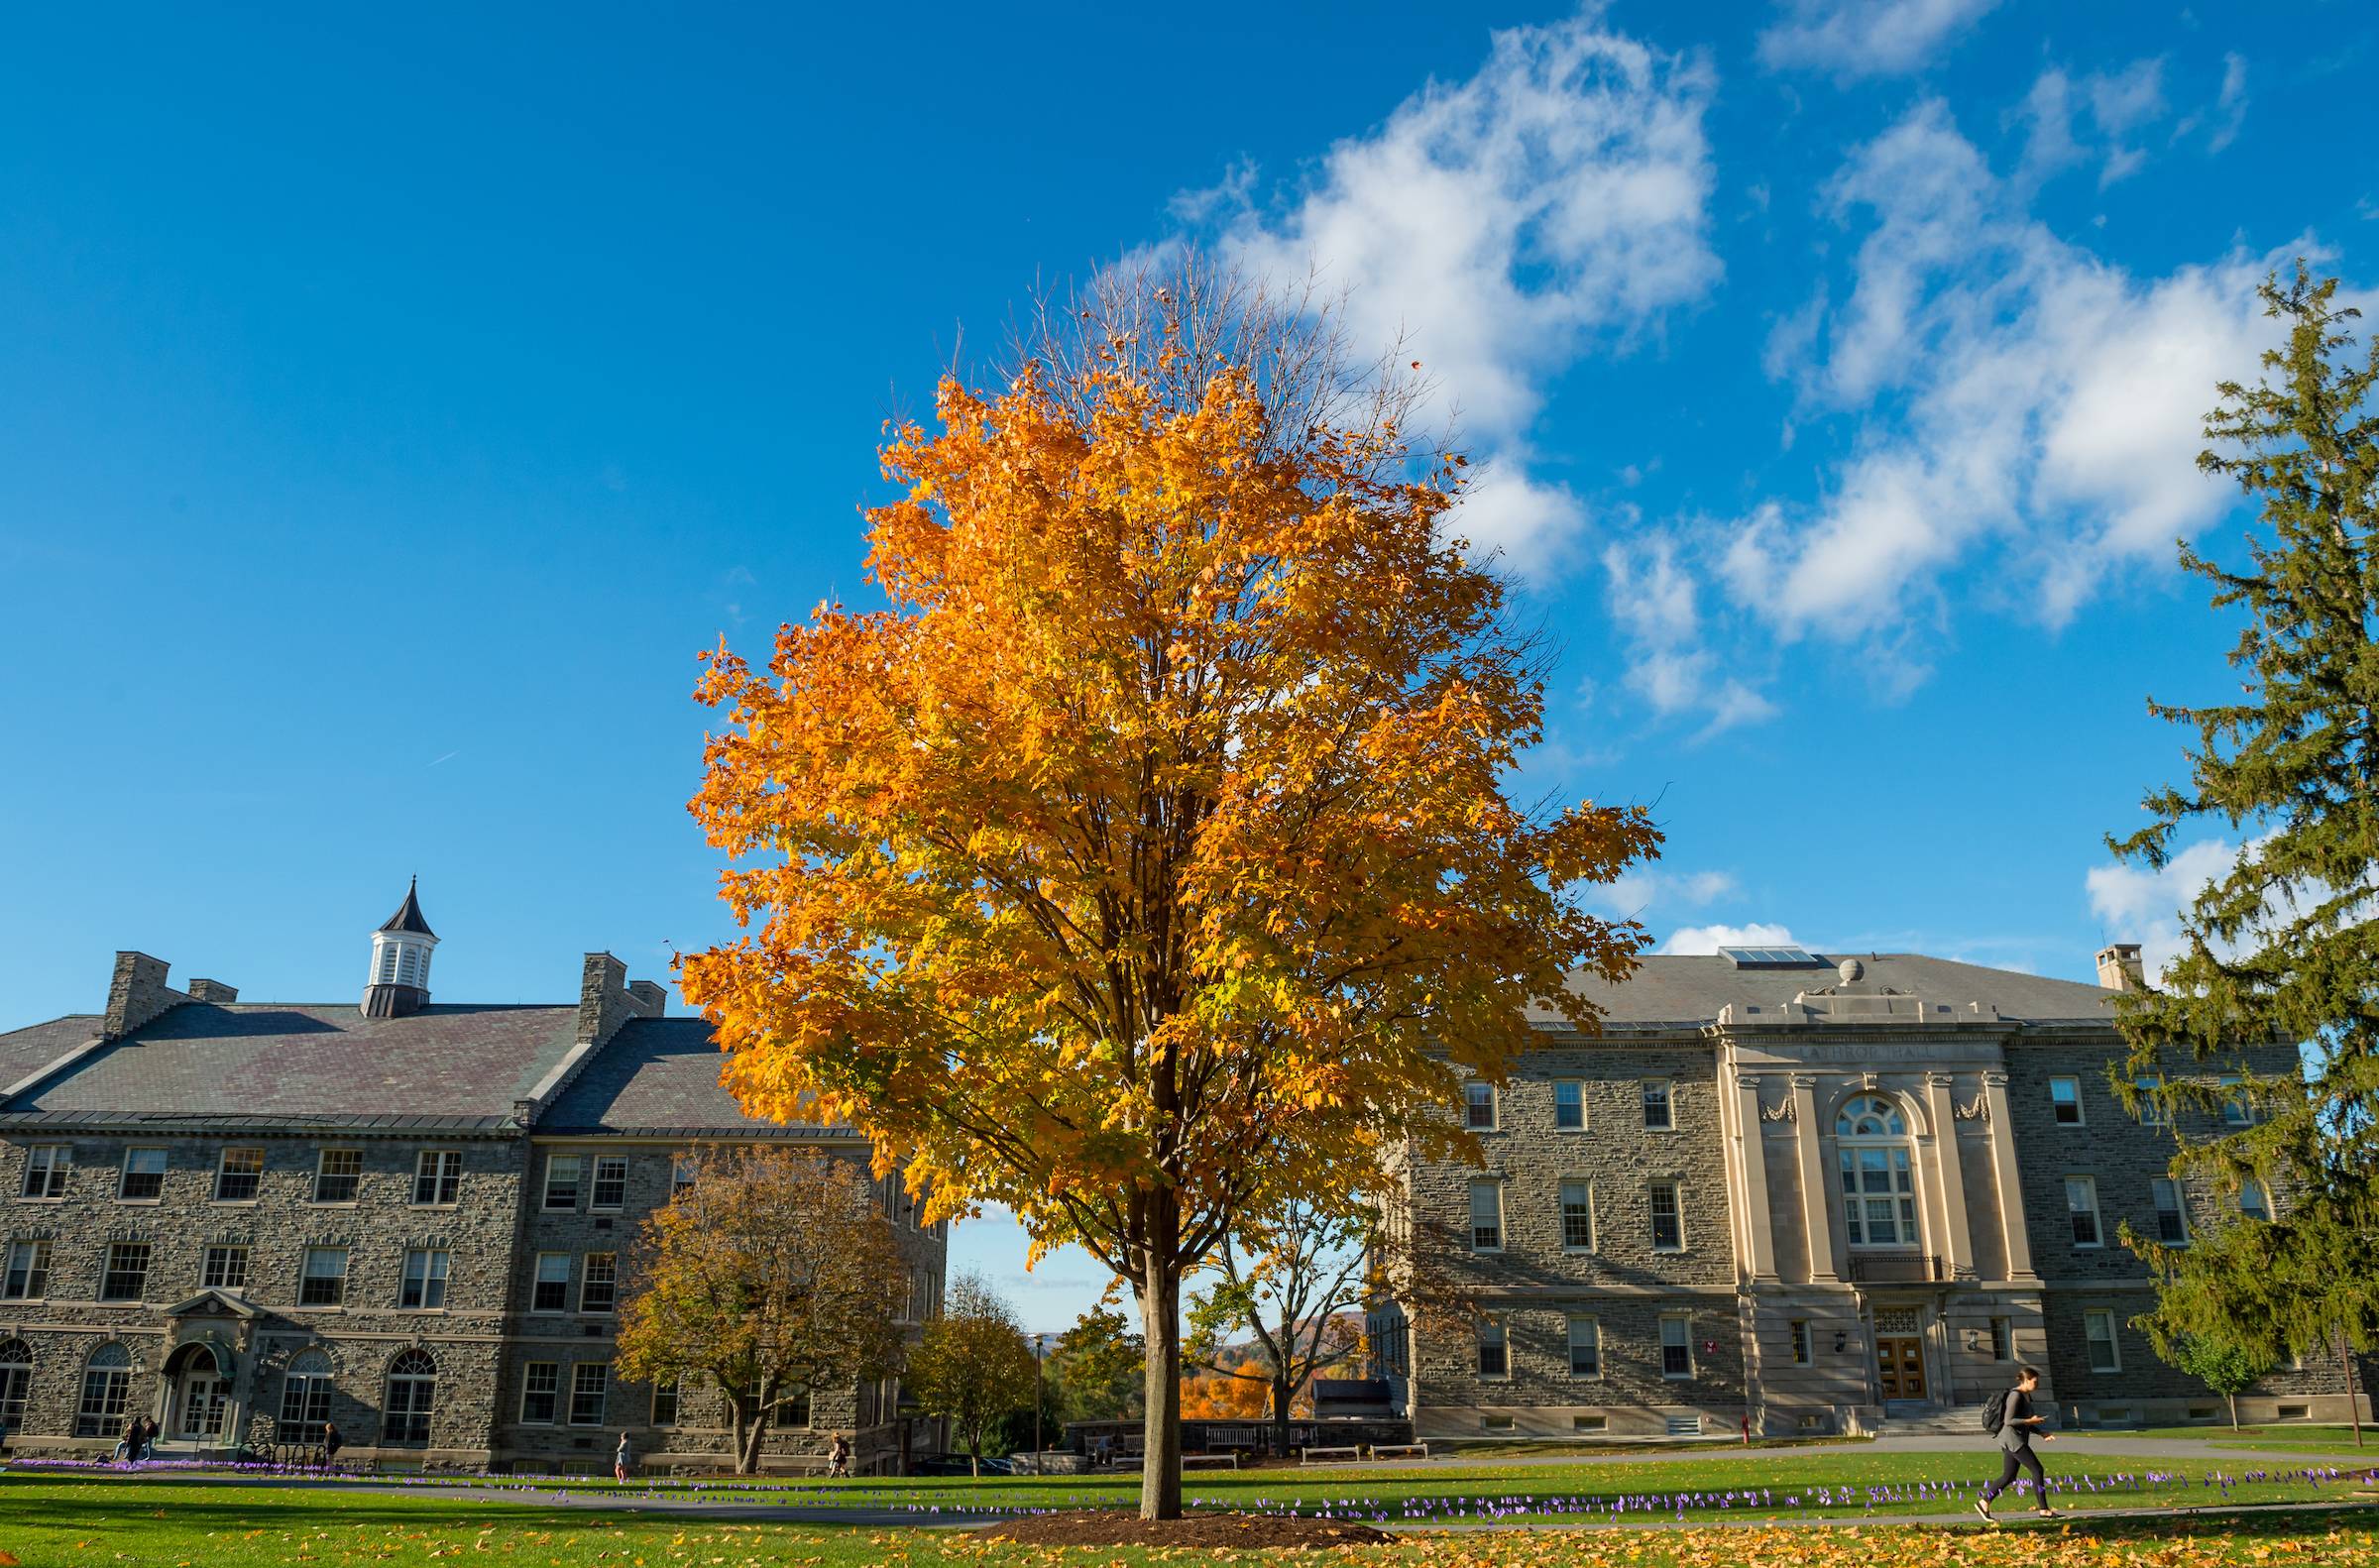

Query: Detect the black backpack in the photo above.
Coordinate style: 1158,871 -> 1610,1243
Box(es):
1982,1389 -> 2010,1436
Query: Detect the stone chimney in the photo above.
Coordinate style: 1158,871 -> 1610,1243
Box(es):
578,953 -> 664,1047
2096,944 -> 2146,991
186,978 -> 240,1005
105,952 -> 192,1040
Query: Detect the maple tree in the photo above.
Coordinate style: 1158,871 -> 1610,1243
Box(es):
613,1147 -> 907,1474
680,260 -> 1658,1516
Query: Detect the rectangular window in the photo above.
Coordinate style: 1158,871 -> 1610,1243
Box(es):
772,1386 -> 810,1428
202,1244 -> 250,1291
1476,1316 -> 1508,1379
102,1240 -> 151,1300
314,1149 -> 363,1203
1565,1315 -> 1601,1378
1648,1180 -> 1683,1251
650,1375 -> 683,1427
280,1368 -> 332,1429
412,1150 -> 462,1206
532,1252 -> 571,1312
119,1148 -> 167,1201
1468,1178 -> 1503,1253
20,1145 -> 68,1199
2049,1076 -> 2084,1125
591,1156 -> 628,1210
1642,1079 -> 1673,1130
2152,1178 -> 2190,1245
670,1155 -> 698,1197
1989,1317 -> 2013,1362
2239,1177 -> 2271,1221
1558,1179 -> 1595,1251
1553,1080 -> 1585,1130
2135,1076 -> 2168,1126
214,1148 -> 265,1203
2085,1308 -> 2121,1373
1464,1081 -> 1498,1131
1839,1144 -> 1919,1247
299,1246 -> 349,1306
1660,1314 -> 1694,1379
519,1362 -> 559,1424
543,1155 -> 583,1210
2220,1075 -> 2252,1127
400,1248 -> 450,1309
2066,1176 -> 2102,1248
570,1364 -> 610,1426
581,1252 -> 618,1313
2,1239 -> 52,1299
1790,1319 -> 1811,1365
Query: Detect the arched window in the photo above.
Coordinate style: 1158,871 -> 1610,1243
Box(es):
281,1348 -> 334,1431
0,1337 -> 31,1425
384,1348 -> 437,1446
1835,1094 -> 1918,1248
77,1342 -> 133,1437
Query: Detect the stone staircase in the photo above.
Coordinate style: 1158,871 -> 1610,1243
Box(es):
1881,1400 -> 1984,1437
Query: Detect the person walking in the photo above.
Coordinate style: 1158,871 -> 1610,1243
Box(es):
115,1413 -> 142,1464
1976,1365 -> 2058,1522
826,1433 -> 851,1479
614,1431 -> 632,1484
322,1419 -> 343,1469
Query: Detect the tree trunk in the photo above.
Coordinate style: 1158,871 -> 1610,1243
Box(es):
2343,1327 -> 2365,1450
1139,1231 -> 1184,1519
2227,1392 -> 2239,1430
1271,1374 -> 1293,1461
729,1396 -> 754,1476
968,1429 -> 980,1479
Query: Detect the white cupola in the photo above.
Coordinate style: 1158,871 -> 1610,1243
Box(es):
362,877 -> 438,1018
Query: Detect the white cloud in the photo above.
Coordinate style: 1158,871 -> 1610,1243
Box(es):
1603,533 -> 1778,734
1596,866 -> 1743,920
1194,13 -> 1719,575
1757,0 -> 1997,81
1720,100 -> 2280,645
1661,922 -> 1797,955
2085,836 -> 2236,980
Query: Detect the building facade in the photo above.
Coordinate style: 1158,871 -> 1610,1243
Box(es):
0,889 -> 946,1474
1372,945 -> 2372,1440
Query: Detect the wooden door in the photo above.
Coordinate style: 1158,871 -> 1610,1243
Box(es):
1876,1336 -> 1927,1400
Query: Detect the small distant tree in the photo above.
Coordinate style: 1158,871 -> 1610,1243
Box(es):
1185,1198 -> 1371,1458
2157,1330 -> 2278,1430
908,1274 -> 1038,1476
615,1147 -> 907,1474
1049,1303 -> 1144,1424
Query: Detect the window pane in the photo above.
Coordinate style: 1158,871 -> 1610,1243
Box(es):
316,1150 -> 363,1203
1649,1182 -> 1681,1249
216,1149 -> 265,1202
1559,1180 -> 1594,1250
1468,1180 -> 1501,1251
1567,1317 -> 1600,1376
1643,1080 -> 1672,1129
1554,1081 -> 1584,1129
1464,1082 -> 1495,1130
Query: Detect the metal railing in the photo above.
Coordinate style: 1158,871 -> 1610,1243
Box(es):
1847,1252 -> 1948,1284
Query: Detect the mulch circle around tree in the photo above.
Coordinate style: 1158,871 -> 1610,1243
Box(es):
970,1511 -> 1396,1549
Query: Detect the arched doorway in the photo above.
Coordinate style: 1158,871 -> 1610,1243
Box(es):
163,1341 -> 231,1441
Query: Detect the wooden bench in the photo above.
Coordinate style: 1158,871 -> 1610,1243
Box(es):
1299,1446 -> 1361,1465
1181,1452 -> 1240,1470
1367,1443 -> 1429,1461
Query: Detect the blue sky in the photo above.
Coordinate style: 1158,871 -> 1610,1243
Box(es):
2,0 -> 2370,1330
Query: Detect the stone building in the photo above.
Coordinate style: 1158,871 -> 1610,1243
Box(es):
1370,944 -> 2372,1440
0,887 -> 946,1474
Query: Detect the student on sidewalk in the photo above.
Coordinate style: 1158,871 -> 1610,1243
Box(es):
614,1431 -> 632,1484
1976,1365 -> 2059,1522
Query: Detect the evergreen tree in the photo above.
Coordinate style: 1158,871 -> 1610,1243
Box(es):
2107,265 -> 2379,1445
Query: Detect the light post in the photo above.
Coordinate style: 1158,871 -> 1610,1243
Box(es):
1032,1333 -> 1048,1470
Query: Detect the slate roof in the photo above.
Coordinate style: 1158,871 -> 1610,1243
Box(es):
379,878 -> 435,937
1530,952 -> 2117,1030
539,1017 -> 851,1138
0,1015 -> 102,1089
5,1002 -> 580,1125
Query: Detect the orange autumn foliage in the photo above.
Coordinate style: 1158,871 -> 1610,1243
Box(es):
1179,1359 -> 1275,1421
678,264 -> 1659,1516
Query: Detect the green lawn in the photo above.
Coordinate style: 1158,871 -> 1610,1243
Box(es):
5,1473 -> 2379,1567
15,1445 -> 2374,1527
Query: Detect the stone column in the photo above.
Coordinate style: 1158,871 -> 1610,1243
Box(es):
1792,1074 -> 1838,1282
1924,1072 -> 1975,1281
1982,1070 -> 2038,1282
1736,1072 -> 1779,1281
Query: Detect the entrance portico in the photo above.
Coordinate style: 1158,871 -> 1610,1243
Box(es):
156,1289 -> 265,1451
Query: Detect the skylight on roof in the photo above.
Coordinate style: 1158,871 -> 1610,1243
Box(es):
1718,945 -> 1828,969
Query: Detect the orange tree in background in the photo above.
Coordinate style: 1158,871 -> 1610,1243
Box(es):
680,261 -> 1658,1518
